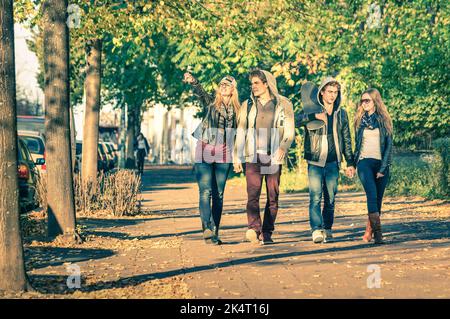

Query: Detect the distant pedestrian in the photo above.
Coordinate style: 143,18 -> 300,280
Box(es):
135,133 -> 150,175
354,88 -> 393,244
184,72 -> 240,245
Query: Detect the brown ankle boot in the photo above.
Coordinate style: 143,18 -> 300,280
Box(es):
362,217 -> 373,242
368,212 -> 384,244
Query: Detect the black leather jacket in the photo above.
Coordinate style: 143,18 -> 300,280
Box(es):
354,114 -> 393,174
190,79 -> 237,145
296,108 -> 355,167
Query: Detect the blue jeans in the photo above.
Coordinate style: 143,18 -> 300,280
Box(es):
308,162 -> 339,231
357,159 -> 390,214
194,162 -> 231,232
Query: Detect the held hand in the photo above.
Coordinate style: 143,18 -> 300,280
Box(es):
376,172 -> 384,179
274,148 -> 286,162
315,112 -> 327,123
183,72 -> 195,84
233,162 -> 243,173
346,166 -> 356,178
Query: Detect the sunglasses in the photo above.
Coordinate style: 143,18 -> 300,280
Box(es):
361,99 -> 372,104
220,76 -> 236,87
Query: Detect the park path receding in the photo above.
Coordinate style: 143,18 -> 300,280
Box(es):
10,165 -> 449,299
138,166 -> 450,299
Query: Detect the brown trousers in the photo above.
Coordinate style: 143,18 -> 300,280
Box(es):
245,154 -> 282,236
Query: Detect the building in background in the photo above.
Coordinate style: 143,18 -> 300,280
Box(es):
141,104 -> 201,165
15,23 -> 200,166
14,24 -> 44,116
74,101 -> 120,143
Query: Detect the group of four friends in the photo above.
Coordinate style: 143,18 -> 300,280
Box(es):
183,68 -> 393,246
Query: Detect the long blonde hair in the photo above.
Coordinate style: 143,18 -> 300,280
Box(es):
354,88 -> 393,135
213,83 -> 240,115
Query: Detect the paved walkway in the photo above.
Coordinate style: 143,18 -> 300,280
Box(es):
6,165 -> 449,299
135,166 -> 449,298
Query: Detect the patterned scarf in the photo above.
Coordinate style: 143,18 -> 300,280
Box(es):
218,102 -> 235,129
360,112 -> 379,130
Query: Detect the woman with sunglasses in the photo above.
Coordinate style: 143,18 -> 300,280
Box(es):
354,88 -> 393,244
184,72 -> 240,244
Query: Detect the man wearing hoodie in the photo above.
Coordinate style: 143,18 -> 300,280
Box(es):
233,69 -> 295,245
297,77 -> 355,243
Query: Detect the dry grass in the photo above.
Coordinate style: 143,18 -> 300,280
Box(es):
74,170 -> 142,216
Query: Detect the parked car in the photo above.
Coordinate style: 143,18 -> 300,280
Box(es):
99,141 -> 115,171
97,143 -> 108,172
103,142 -> 118,169
18,130 -> 46,175
75,141 -> 109,173
75,140 -> 82,174
18,138 -> 44,213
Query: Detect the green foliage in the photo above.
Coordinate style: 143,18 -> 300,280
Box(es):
163,0 -> 450,148
386,158 -> 434,197
15,0 -> 449,149
281,152 -> 449,200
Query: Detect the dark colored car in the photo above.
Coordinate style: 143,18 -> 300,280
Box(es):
18,130 -> 46,175
98,143 -> 109,172
75,141 -> 108,173
75,141 -> 82,174
102,142 -> 117,170
18,138 -> 44,213
107,142 -> 119,163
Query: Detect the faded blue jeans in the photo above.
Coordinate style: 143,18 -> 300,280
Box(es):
308,162 -> 339,232
194,162 -> 231,233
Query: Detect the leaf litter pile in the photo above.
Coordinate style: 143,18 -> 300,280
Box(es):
1,212 -> 193,299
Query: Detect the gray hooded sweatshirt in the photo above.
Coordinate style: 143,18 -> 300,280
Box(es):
234,70 -> 295,165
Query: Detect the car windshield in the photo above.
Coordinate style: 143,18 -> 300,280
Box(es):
76,143 -> 82,155
20,136 -> 45,155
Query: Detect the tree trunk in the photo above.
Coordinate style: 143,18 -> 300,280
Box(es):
119,103 -> 126,168
0,0 -> 30,292
82,39 -> 102,183
161,110 -> 169,163
42,0 -> 80,242
135,107 -> 142,137
125,105 -> 136,169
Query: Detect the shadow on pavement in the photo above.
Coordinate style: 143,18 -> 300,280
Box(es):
25,246 -> 115,271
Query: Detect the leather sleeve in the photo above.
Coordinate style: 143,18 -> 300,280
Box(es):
379,133 -> 393,174
296,110 -> 316,127
341,110 -> 355,167
190,78 -> 214,110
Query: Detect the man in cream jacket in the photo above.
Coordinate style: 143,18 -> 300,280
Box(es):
234,69 -> 295,245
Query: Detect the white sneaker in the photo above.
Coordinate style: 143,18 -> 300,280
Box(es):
245,229 -> 260,244
324,229 -> 333,242
203,229 -> 213,240
312,230 -> 324,243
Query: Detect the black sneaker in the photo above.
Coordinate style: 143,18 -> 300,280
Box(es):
211,235 -> 223,245
323,229 -> 333,243
260,232 -> 274,245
